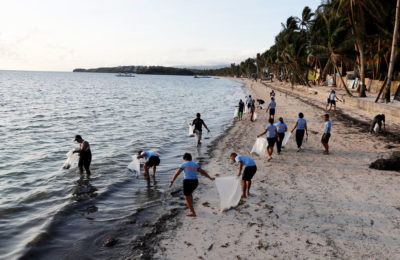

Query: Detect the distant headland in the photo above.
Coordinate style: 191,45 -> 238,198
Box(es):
73,65 -> 231,76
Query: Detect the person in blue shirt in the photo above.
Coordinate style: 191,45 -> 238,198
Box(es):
169,153 -> 214,217
291,112 -> 308,152
137,151 -> 160,178
275,117 -> 287,154
326,90 -> 342,111
256,119 -> 280,161
230,153 -> 257,198
266,97 -> 277,120
321,114 -> 332,155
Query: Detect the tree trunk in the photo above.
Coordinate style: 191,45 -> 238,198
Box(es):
358,42 -> 367,97
334,63 -> 353,96
375,77 -> 388,103
385,0 -> 400,103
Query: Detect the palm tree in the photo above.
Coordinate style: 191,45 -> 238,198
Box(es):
385,0 -> 400,102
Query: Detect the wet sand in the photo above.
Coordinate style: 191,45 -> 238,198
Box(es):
153,79 -> 400,259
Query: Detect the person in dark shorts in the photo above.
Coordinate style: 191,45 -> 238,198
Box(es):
169,153 -> 214,217
326,90 -> 342,111
291,112 -> 308,152
137,151 -> 160,178
191,113 -> 210,147
370,114 -> 386,134
73,135 -> 92,175
238,99 -> 245,121
266,97 -> 277,119
257,118 -> 279,161
230,153 -> 257,198
275,117 -> 287,154
321,114 -> 332,155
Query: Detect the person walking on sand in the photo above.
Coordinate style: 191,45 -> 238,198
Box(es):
257,119 -> 279,161
246,95 -> 253,111
266,97 -> 277,120
321,114 -> 332,155
326,90 -> 342,111
275,117 -> 287,154
238,99 -> 245,121
191,113 -> 210,147
73,135 -> 92,175
250,98 -> 256,122
169,153 -> 214,217
370,114 -> 386,134
291,113 -> 308,152
230,153 -> 257,198
270,90 -> 275,98
137,151 -> 160,178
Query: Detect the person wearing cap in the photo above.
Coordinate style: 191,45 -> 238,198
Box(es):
266,97 -> 277,120
73,135 -> 92,175
137,151 -> 160,178
191,113 -> 210,147
321,114 -> 332,155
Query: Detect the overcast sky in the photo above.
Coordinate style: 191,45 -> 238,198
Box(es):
0,0 -> 321,71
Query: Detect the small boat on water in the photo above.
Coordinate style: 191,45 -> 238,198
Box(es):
194,75 -> 211,78
116,73 -> 135,77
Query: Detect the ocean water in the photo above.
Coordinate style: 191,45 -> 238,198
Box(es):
0,71 -> 244,259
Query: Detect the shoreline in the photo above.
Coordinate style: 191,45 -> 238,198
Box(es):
151,79 -> 400,259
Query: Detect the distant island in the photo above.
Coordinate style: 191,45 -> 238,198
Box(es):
73,65 -> 232,76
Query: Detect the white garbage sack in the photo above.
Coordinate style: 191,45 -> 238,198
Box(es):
244,105 -> 249,114
260,104 -> 266,110
282,132 -> 291,147
253,112 -> 258,121
188,124 -> 195,137
127,156 -> 141,176
374,124 -> 379,133
250,138 -> 268,157
215,176 -> 242,211
63,150 -> 79,169
233,108 -> 238,118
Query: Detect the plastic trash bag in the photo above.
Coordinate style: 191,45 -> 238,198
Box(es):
374,124 -> 379,133
282,132 -> 291,147
215,176 -> 242,211
253,112 -> 258,121
250,138 -> 268,157
188,124 -> 195,137
63,150 -> 79,169
260,104 -> 266,110
233,108 -> 238,118
127,156 -> 141,176
244,105 -> 249,114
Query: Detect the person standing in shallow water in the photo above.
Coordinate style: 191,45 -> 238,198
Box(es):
238,99 -> 244,121
321,114 -> 332,155
230,153 -> 257,198
169,153 -> 214,217
291,113 -> 308,152
191,113 -> 210,147
73,135 -> 91,175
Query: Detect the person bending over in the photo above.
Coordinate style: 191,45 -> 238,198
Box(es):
370,114 -> 386,134
291,112 -> 308,152
257,119 -> 279,161
169,153 -> 214,217
191,113 -> 210,147
73,135 -> 92,175
137,151 -> 160,178
230,153 -> 257,198
321,114 -> 331,155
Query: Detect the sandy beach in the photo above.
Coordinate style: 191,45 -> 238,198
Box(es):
153,79 -> 400,259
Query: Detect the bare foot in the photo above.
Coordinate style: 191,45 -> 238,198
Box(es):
323,151 -> 329,155
186,212 -> 196,217
267,157 -> 272,162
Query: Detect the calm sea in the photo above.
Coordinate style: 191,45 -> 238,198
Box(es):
0,71 -> 244,259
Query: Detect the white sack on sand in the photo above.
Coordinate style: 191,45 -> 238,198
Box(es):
254,112 -> 258,121
233,108 -> 238,118
250,138 -> 267,157
127,156 -> 141,176
244,105 -> 249,113
282,132 -> 291,147
215,176 -> 242,211
63,150 -> 79,169
188,124 -> 195,137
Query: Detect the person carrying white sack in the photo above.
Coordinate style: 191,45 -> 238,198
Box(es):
137,151 -> 160,178
191,113 -> 210,147
73,135 -> 92,175
230,153 -> 257,199
169,153 -> 214,217
256,119 -> 280,161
